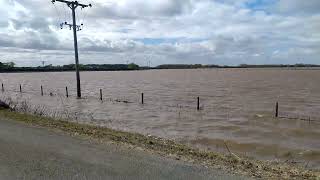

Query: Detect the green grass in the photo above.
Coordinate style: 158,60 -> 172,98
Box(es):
0,109 -> 318,179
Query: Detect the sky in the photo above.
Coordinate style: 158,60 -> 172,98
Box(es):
0,0 -> 319,67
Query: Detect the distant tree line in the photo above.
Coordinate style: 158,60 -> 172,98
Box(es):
238,64 -> 320,68
0,62 -> 16,69
156,64 -> 204,69
0,62 -> 140,72
155,64 -> 320,69
0,61 -> 319,73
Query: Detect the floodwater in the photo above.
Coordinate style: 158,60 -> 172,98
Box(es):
1,69 -> 320,168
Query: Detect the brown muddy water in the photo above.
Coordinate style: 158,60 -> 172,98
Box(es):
0,69 -> 319,168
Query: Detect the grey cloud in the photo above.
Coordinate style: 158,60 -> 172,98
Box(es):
0,29 -> 62,51
0,20 -> 8,28
10,11 -> 52,33
79,38 -> 142,52
0,0 -> 319,66
11,0 -> 56,16
90,0 -> 193,20
0,33 -> 15,47
275,0 -> 320,14
2,10 -> 63,50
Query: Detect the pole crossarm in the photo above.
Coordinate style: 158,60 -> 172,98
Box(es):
60,22 -> 82,31
52,0 -> 92,9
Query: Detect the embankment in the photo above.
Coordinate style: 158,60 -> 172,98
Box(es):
0,109 -> 318,179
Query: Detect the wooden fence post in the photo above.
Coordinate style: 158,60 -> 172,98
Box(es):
275,102 -> 279,118
100,89 -> 103,101
19,84 -> 22,93
41,85 -> 43,96
1,83 -> 3,92
66,86 -> 69,98
141,93 -> 144,104
197,97 -> 200,110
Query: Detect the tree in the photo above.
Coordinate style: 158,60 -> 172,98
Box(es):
3,62 -> 15,68
128,63 -> 139,70
9,62 -> 15,67
0,62 -> 15,69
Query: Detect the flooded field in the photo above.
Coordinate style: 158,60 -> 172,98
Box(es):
0,68 -> 319,168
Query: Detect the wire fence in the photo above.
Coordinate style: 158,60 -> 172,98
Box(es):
1,82 -> 320,124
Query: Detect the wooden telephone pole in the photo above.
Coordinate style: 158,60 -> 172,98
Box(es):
51,0 -> 92,98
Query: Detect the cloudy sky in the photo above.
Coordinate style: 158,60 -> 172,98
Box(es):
0,0 -> 319,66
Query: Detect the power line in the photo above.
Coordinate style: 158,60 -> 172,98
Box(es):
82,8 -> 88,27
53,3 -> 61,24
51,0 -> 92,98
62,3 -> 68,22
76,2 -> 89,31
79,6 -> 85,24
82,0 -> 93,25
76,6 -> 80,25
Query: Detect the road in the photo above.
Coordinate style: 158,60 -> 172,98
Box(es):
0,118 -> 247,180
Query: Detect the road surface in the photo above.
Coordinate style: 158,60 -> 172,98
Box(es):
0,117 -> 248,180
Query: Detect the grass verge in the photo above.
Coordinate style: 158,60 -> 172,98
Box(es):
0,109 -> 319,179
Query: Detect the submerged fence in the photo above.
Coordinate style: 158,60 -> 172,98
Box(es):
1,82 -> 319,123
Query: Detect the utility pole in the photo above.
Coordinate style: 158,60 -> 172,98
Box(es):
51,0 -> 92,98
41,61 -> 46,67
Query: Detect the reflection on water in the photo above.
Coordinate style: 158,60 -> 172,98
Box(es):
1,69 -> 320,168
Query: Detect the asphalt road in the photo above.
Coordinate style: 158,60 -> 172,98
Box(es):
0,118 -> 248,180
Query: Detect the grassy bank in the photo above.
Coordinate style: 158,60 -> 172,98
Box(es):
0,109 -> 318,179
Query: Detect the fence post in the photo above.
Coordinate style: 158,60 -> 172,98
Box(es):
1,83 -> 3,92
100,89 -> 102,101
19,84 -> 22,93
197,97 -> 200,110
309,117 -> 311,124
141,93 -> 144,104
66,86 -> 69,98
275,102 -> 279,118
41,85 -> 43,96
